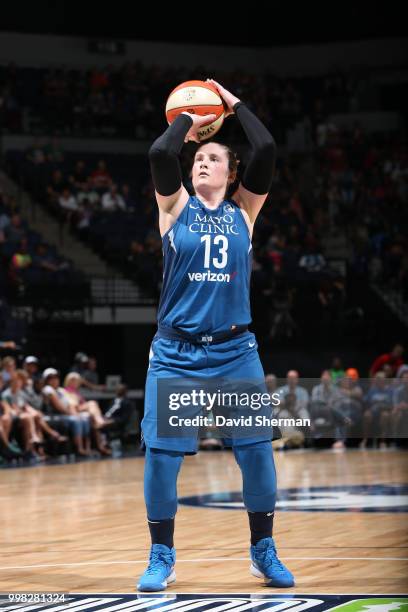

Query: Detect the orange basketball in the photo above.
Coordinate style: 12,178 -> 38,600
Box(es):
165,80 -> 225,141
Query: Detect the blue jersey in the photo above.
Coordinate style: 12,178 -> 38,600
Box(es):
158,195 -> 252,335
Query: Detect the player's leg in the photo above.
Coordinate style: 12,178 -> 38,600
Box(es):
137,447 -> 184,592
233,440 -> 295,587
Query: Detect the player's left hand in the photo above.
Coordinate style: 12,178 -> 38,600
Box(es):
206,79 -> 241,117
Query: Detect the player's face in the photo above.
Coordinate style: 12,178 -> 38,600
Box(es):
192,144 -> 230,193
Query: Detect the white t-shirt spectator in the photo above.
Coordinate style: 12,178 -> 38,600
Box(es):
42,385 -> 71,411
77,189 -> 99,206
59,193 -> 78,211
101,191 -> 126,211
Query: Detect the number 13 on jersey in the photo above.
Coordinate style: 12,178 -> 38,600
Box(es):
201,235 -> 229,269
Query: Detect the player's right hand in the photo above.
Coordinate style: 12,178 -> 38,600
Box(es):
182,112 -> 216,143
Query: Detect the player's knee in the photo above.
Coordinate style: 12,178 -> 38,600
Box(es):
233,441 -> 277,510
144,447 -> 184,518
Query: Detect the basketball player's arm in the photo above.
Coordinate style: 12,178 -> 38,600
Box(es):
233,102 -> 276,223
148,112 -> 216,221
148,114 -> 192,214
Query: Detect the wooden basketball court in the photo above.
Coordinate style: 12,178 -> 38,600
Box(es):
1,449 -> 407,594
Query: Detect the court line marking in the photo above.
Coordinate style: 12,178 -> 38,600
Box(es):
1,556 -> 408,571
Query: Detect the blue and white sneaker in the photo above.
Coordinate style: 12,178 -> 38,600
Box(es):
137,544 -> 176,591
250,537 -> 295,588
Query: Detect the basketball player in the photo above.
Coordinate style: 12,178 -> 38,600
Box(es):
137,79 -> 294,590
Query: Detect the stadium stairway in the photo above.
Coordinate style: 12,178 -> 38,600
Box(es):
0,171 -> 144,304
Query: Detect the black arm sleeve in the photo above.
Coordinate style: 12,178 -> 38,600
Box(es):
148,113 -> 193,196
234,101 -> 277,195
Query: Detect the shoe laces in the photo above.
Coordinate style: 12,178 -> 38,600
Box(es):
146,549 -> 173,575
261,545 -> 286,572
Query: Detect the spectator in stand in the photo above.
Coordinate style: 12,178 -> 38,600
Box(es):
104,384 -> 134,438
329,356 -> 345,382
1,355 -> 17,384
63,372 -> 112,454
2,371 -> 64,459
82,356 -> 100,386
0,372 -> 23,459
77,179 -> 100,208
362,371 -> 394,448
32,243 -> 70,279
23,356 -> 40,381
41,368 -> 91,456
329,371 -> 362,450
265,373 -> 278,394
101,183 -> 126,211
277,370 -> 309,415
19,366 -> 43,411
58,187 -> 78,219
312,370 -> 342,405
310,370 -> 350,445
70,352 -> 89,376
90,160 -> 112,190
392,371 -> 408,439
370,344 -> 404,377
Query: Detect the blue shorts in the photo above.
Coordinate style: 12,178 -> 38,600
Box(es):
141,331 -> 273,454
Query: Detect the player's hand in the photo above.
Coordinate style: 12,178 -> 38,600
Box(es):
206,79 -> 241,117
181,112 -> 217,143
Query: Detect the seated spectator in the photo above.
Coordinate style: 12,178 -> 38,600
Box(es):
392,371 -> 408,439
0,372 -> 22,459
362,371 -> 394,448
370,344 -> 404,377
101,183 -> 126,211
82,356 -> 100,387
265,373 -> 278,395
277,370 -> 309,414
329,356 -> 345,382
76,179 -> 100,208
2,371 -> 64,459
70,352 -> 89,376
1,355 -> 17,384
19,366 -> 43,411
312,370 -> 342,405
41,368 -> 91,456
63,372 -> 112,454
104,384 -> 134,437
23,356 -> 40,381
58,187 -> 78,217
90,160 -> 112,190
334,370 -> 363,450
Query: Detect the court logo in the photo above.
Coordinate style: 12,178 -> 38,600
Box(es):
2,594 -> 406,612
179,484 -> 408,513
328,600 -> 408,612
